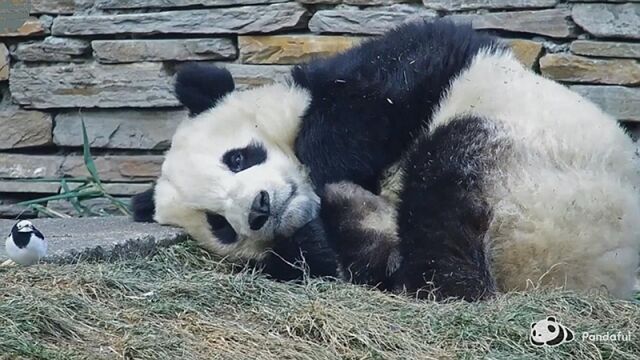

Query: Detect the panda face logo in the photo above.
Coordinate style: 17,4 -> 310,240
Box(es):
530,316 -> 574,347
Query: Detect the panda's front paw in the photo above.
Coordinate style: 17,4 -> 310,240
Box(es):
320,182 -> 400,288
321,182 -> 397,240
265,217 -> 339,280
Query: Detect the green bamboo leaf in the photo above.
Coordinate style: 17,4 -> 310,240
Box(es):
17,191 -> 102,207
61,179 -> 86,215
30,204 -> 72,219
103,193 -> 132,216
81,119 -> 102,185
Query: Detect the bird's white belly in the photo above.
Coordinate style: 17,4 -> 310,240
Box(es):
5,235 -> 47,266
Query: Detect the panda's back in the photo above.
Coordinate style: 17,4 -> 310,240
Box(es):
430,49 -> 640,297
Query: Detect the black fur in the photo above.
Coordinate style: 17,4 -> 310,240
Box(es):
222,141 -> 268,173
131,186 -> 155,223
206,212 -> 238,244
320,183 -> 397,289
175,63 -> 235,116
132,21 -> 507,299
293,20 -> 502,193
260,218 -> 339,281
394,116 -> 501,301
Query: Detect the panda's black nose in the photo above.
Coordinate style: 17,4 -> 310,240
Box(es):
248,190 -> 270,230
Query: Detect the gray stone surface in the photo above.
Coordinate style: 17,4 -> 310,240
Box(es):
13,37 -> 90,62
54,109 -> 186,149
0,217 -> 187,263
46,197 -> 131,217
10,60 -> 291,109
300,0 -> 413,3
61,155 -> 164,182
572,3 -> 640,39
0,16 -> 49,37
309,5 -> 437,35
423,0 -> 557,11
10,62 -> 178,109
0,108 -> 53,149
0,154 -> 64,178
540,54 -> 640,85
0,180 -> 60,194
66,182 -> 152,196
450,8 -> 573,38
52,3 -> 308,36
93,38 -> 236,63
67,182 -> 153,198
98,183 -> 153,196
0,197 -> 36,218
568,0 -> 640,2
0,43 -> 8,81
220,63 -> 292,89
95,0 -> 288,9
571,85 -> 640,122
570,40 -> 640,59
30,0 -> 77,14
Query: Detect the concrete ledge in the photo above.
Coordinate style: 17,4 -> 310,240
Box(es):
0,217 -> 187,263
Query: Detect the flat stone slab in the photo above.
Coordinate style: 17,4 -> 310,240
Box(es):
449,8 -> 573,38
422,0 -> 558,11
572,3 -> 640,39
54,109 -> 186,149
0,217 -> 187,263
309,5 -> 437,35
51,3 -> 308,36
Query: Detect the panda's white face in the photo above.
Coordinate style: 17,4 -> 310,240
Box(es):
153,82 -> 318,259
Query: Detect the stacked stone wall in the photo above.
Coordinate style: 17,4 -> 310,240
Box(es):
0,0 -> 638,217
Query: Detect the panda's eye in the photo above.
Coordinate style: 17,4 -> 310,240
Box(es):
229,151 -> 244,172
222,141 -> 267,173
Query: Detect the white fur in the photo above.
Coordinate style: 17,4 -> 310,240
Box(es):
432,49 -> 640,298
154,83 -> 318,258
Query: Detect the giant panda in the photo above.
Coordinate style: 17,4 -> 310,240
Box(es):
132,20 -> 640,301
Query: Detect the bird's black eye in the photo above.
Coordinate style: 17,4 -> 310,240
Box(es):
222,141 -> 267,173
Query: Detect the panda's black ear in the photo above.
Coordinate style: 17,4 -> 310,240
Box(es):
547,316 -> 556,322
175,63 -> 235,116
131,186 -> 156,223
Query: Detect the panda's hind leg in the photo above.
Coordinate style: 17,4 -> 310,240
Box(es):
395,115 -> 502,301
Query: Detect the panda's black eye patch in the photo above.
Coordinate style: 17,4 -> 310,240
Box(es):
206,212 -> 237,244
222,141 -> 267,173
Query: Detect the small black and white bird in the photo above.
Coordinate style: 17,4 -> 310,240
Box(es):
5,220 -> 47,266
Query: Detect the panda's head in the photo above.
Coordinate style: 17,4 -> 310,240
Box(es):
132,64 -> 318,259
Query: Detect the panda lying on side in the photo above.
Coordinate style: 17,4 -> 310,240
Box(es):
132,20 -> 640,301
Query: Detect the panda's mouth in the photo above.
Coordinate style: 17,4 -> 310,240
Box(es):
271,182 -> 317,237
279,183 -> 298,212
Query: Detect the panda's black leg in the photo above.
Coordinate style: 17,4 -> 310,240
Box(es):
395,116 -> 502,301
260,217 -> 339,281
320,182 -> 400,289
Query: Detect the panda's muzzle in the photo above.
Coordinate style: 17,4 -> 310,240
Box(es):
248,190 -> 270,231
